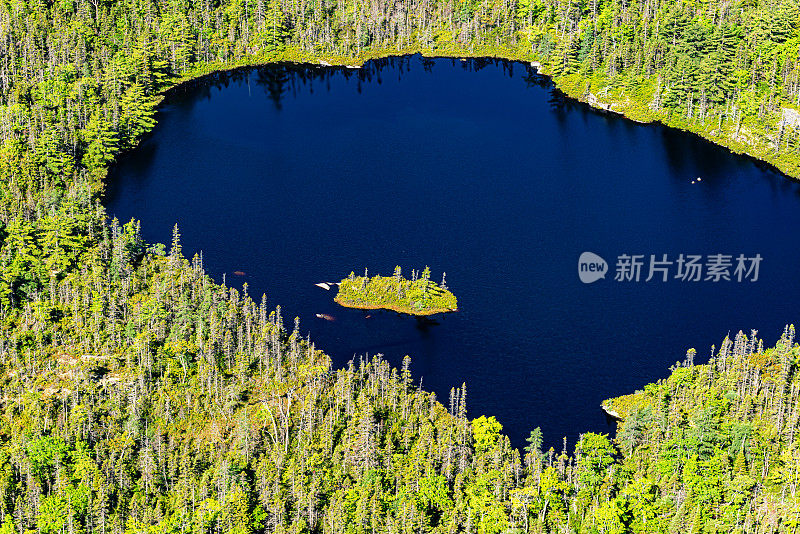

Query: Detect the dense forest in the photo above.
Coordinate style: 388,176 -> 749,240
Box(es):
0,0 -> 798,531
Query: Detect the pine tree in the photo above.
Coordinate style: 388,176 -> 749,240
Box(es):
81,113 -> 118,177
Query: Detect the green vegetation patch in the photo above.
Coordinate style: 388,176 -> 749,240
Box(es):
335,266 -> 457,315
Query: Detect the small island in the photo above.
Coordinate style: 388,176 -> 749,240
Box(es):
334,266 -> 457,316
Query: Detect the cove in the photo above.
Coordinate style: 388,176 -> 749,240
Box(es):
105,55 -> 800,450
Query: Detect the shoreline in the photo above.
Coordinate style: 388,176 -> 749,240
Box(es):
600,403 -> 623,421
144,47 -> 798,184
334,296 -> 457,317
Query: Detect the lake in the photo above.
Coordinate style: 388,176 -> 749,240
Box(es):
106,55 -> 800,450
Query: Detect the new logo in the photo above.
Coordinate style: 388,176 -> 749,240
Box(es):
579,252 -> 607,283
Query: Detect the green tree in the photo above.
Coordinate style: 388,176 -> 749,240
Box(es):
81,112 -> 118,176
472,415 -> 502,453
575,433 -> 615,490
119,83 -> 157,148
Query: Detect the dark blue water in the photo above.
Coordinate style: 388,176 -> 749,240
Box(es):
106,55 -> 800,450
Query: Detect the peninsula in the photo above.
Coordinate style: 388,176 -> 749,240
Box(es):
334,266 -> 457,316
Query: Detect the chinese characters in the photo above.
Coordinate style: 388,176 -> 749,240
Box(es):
613,254 -> 762,282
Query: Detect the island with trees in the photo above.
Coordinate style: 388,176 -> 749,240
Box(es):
335,266 -> 457,316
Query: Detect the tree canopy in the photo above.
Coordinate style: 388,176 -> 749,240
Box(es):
0,0 -> 797,530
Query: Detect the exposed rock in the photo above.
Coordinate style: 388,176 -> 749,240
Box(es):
586,92 -> 619,113
601,403 -> 623,420
781,108 -> 800,129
